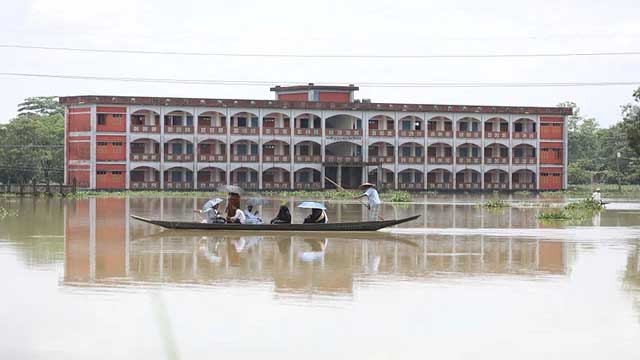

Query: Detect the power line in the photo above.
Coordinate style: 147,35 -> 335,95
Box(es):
2,44 -> 640,59
1,72 -> 639,88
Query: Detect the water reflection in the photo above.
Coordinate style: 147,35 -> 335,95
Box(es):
63,197 -> 573,296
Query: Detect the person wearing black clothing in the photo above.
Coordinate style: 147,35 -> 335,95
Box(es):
270,205 -> 291,224
303,208 -> 328,224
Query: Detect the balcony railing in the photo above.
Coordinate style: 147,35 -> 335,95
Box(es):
165,153 -> 194,162
324,155 -> 363,163
231,154 -> 258,162
263,182 -> 290,190
456,183 -> 481,190
484,131 -> 509,139
485,157 -> 508,165
513,131 -> 536,139
368,155 -> 394,163
263,127 -> 291,135
513,183 -> 535,190
398,130 -> 424,137
198,154 -> 226,162
326,129 -> 362,136
398,182 -> 424,190
399,156 -> 424,164
295,155 -> 322,163
428,156 -> 453,164
130,153 -> 159,162
295,128 -> 322,136
165,182 -> 193,190
368,129 -> 395,137
456,131 -> 481,138
130,181 -> 160,189
428,130 -> 453,137
198,182 -> 226,190
165,125 -> 194,134
231,182 -> 258,189
485,182 -> 508,190
198,126 -> 226,135
512,157 -> 536,165
231,127 -> 258,135
428,182 -> 454,190
456,157 -> 481,165
131,124 -> 160,133
263,155 -> 290,162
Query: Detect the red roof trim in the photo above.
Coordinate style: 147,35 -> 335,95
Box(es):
58,95 -> 572,115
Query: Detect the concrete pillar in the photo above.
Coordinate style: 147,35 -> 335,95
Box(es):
337,165 -> 342,189
159,107 -> 165,190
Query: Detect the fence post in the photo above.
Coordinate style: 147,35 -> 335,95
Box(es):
72,178 -> 77,194
46,178 -> 51,196
19,180 -> 24,196
32,178 -> 37,196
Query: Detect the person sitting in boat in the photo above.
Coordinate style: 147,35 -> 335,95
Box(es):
270,205 -> 292,224
227,204 -> 246,224
299,202 -> 328,224
193,198 -> 225,224
244,204 -> 263,224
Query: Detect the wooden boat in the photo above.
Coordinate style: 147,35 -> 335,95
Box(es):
131,214 -> 420,232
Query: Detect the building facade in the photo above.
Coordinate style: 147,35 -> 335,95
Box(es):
61,84 -> 570,191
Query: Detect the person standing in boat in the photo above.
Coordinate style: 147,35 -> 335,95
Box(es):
354,182 -> 382,220
592,188 -> 602,205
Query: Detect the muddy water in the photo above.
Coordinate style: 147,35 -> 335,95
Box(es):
1,195 -> 639,359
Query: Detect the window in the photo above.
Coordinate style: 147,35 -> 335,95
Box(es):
97,114 -> 106,125
237,171 -> 247,182
171,171 -> 182,182
400,172 -> 411,183
237,117 -> 247,127
472,147 -> 479,157
236,144 -> 247,155
172,143 -> 183,154
459,122 -> 468,131
310,90 -> 319,101
112,142 -> 122,146
186,116 -> 194,126
401,121 -> 412,130
514,122 -> 523,132
97,141 -> 108,146
251,117 -> 259,128
299,118 -> 309,128
299,145 -> 310,156
459,147 -> 468,158
186,172 -> 193,183
443,172 -> 450,183
132,115 -> 145,125
415,147 -> 423,157
402,147 -> 411,157
97,171 -> 107,175
368,119 -> 378,130
250,143 -> 258,155
299,171 -> 310,182
386,146 -> 394,156
186,144 -> 193,155
514,147 -> 523,157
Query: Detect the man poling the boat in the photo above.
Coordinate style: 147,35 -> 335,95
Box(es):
299,202 -> 329,224
354,182 -> 382,221
193,197 -> 225,224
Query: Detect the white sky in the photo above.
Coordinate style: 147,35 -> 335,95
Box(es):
0,0 -> 638,125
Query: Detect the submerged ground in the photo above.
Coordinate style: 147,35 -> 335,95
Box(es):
1,194 -> 639,359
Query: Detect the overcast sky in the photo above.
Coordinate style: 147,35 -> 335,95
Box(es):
0,0 -> 638,125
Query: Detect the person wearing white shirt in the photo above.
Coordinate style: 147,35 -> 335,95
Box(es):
592,188 -> 602,204
355,182 -> 382,220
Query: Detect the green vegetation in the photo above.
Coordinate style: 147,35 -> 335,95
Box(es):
537,198 -> 604,222
384,191 -> 412,202
0,96 -> 64,184
483,199 -> 509,208
0,206 -> 19,220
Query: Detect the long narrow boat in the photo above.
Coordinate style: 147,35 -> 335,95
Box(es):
131,214 -> 420,232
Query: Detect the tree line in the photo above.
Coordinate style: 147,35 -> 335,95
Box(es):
1,90 -> 639,186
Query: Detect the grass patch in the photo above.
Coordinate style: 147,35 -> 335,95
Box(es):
483,199 -> 509,208
537,198 -> 604,222
383,191 -> 413,203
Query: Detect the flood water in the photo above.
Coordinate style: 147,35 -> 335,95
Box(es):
1,195 -> 640,359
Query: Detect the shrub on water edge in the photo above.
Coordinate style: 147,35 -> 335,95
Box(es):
383,191 -> 412,203
564,198 -> 605,211
537,209 -> 576,220
483,199 -> 509,208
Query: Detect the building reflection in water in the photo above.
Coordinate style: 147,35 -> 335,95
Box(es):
64,198 -> 572,296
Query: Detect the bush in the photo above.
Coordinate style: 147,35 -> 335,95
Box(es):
483,199 -> 509,208
384,191 -> 412,202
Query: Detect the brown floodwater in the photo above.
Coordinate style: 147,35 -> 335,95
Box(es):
1,195 -> 639,359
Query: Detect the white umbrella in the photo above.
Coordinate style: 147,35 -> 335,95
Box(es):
297,201 -> 327,210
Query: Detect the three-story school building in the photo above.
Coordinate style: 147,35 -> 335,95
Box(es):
61,84 -> 569,191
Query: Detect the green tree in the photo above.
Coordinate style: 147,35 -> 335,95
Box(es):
623,87 -> 640,156
17,96 -> 64,117
0,97 -> 64,184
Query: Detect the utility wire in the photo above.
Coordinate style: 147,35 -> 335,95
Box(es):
2,44 -> 640,59
1,72 -> 638,88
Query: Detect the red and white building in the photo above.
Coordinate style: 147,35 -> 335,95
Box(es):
61,84 -> 569,191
